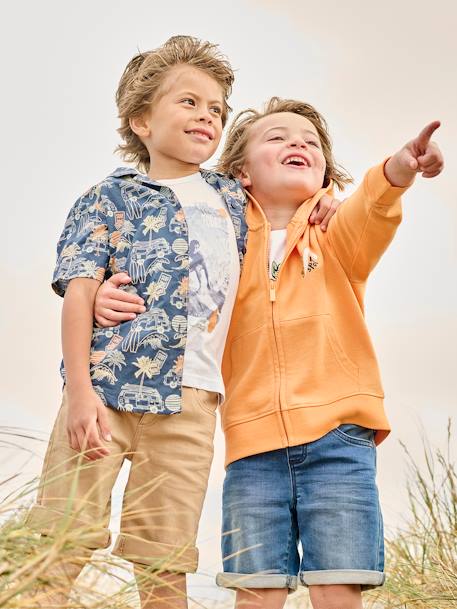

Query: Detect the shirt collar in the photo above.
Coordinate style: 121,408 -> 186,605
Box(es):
109,166 -> 246,210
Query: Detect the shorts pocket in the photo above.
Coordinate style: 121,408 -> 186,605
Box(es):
193,388 -> 218,416
332,423 -> 375,447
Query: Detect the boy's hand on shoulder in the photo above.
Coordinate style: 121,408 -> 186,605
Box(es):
94,272 -> 145,327
309,194 -> 345,232
385,121 -> 444,188
66,388 -> 112,460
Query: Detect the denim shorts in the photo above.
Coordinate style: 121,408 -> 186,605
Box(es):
216,424 -> 384,592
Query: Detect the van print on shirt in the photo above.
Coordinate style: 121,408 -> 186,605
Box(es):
186,204 -> 231,338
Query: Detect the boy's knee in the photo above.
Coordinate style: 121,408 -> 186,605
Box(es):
309,584 -> 362,609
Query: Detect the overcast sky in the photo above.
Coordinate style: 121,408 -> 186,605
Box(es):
2,0 -> 456,604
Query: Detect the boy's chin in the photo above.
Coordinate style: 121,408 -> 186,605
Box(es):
280,183 -> 316,202
184,146 -> 219,166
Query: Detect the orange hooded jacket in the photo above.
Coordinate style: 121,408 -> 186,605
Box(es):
221,162 -> 408,467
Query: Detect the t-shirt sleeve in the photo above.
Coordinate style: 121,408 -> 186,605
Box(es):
52,184 -> 112,297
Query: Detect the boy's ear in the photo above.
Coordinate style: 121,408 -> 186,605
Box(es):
239,168 -> 252,188
129,115 -> 150,138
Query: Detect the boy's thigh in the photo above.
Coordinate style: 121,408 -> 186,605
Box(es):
114,386 -> 218,572
217,449 -> 299,593
27,392 -> 132,545
295,424 -> 384,589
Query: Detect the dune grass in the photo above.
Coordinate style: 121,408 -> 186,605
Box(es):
0,422 -> 455,608
365,420 -> 457,609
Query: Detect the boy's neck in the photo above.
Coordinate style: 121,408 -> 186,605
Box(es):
260,203 -> 300,230
148,159 -> 201,181
247,186 -> 316,230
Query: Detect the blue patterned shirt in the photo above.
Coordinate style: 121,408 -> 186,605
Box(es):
53,167 -> 247,414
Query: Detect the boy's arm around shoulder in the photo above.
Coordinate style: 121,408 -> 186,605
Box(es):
326,121 -> 443,282
325,161 -> 407,283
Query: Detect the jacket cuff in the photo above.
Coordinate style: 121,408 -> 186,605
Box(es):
366,159 -> 409,206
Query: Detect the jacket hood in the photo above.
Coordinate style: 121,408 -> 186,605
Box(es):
245,181 -> 335,230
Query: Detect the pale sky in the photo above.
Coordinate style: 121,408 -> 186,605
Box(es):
2,0 -> 456,605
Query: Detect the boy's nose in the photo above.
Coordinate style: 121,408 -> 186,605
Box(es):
289,138 -> 307,148
197,110 -> 213,123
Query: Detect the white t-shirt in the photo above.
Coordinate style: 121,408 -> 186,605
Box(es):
269,229 -> 287,280
157,172 -> 240,398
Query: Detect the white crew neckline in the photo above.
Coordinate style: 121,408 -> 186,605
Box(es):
155,172 -> 202,186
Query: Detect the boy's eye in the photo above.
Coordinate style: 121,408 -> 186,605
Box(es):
268,136 -> 284,141
181,98 -> 195,106
210,106 -> 222,115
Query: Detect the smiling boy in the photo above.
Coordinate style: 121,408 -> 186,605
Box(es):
214,99 -> 443,609
26,36 -> 246,609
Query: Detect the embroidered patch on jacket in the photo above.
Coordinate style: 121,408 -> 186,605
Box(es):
302,247 -> 319,276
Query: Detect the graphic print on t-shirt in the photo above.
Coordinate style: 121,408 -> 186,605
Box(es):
186,204 -> 231,335
269,229 -> 287,280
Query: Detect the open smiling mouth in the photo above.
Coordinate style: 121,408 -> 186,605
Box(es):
282,156 -> 310,167
185,130 -> 213,141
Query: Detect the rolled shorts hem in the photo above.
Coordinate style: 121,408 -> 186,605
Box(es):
300,569 -> 385,590
112,534 -> 199,573
216,572 -> 298,591
25,504 -> 111,549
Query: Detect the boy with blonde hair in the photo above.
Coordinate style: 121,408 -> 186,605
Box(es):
27,35 -> 246,609
97,97 -> 443,609
214,99 -> 443,609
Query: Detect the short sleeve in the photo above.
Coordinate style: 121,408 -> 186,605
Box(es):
52,184 -> 112,297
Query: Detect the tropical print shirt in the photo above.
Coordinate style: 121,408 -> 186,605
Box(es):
52,167 -> 247,414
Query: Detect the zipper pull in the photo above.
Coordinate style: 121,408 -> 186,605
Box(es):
270,281 -> 276,302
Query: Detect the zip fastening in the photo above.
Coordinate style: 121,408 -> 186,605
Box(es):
267,223 -> 304,445
269,281 -> 276,302
266,224 -> 286,444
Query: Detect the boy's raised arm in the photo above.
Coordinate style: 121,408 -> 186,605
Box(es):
326,121 -> 443,282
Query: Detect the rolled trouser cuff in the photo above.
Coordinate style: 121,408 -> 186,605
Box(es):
25,504 -> 111,549
216,572 -> 298,591
113,535 -> 199,573
300,569 -> 385,590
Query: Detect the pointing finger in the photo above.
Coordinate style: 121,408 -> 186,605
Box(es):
414,121 -> 441,152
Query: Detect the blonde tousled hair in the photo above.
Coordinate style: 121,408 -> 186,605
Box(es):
116,35 -> 234,173
217,97 -> 352,190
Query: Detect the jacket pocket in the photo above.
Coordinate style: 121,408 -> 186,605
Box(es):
281,314 -> 359,406
221,325 -> 276,426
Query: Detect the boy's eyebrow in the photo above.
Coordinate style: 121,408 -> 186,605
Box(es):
263,126 -> 319,137
177,90 -> 223,105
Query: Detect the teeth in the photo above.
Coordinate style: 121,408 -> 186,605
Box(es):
283,156 -> 309,166
189,131 -> 210,139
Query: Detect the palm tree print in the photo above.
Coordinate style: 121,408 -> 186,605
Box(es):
61,243 -> 81,276
142,210 -> 167,243
81,259 -> 105,282
102,350 -> 126,373
133,356 -> 159,394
